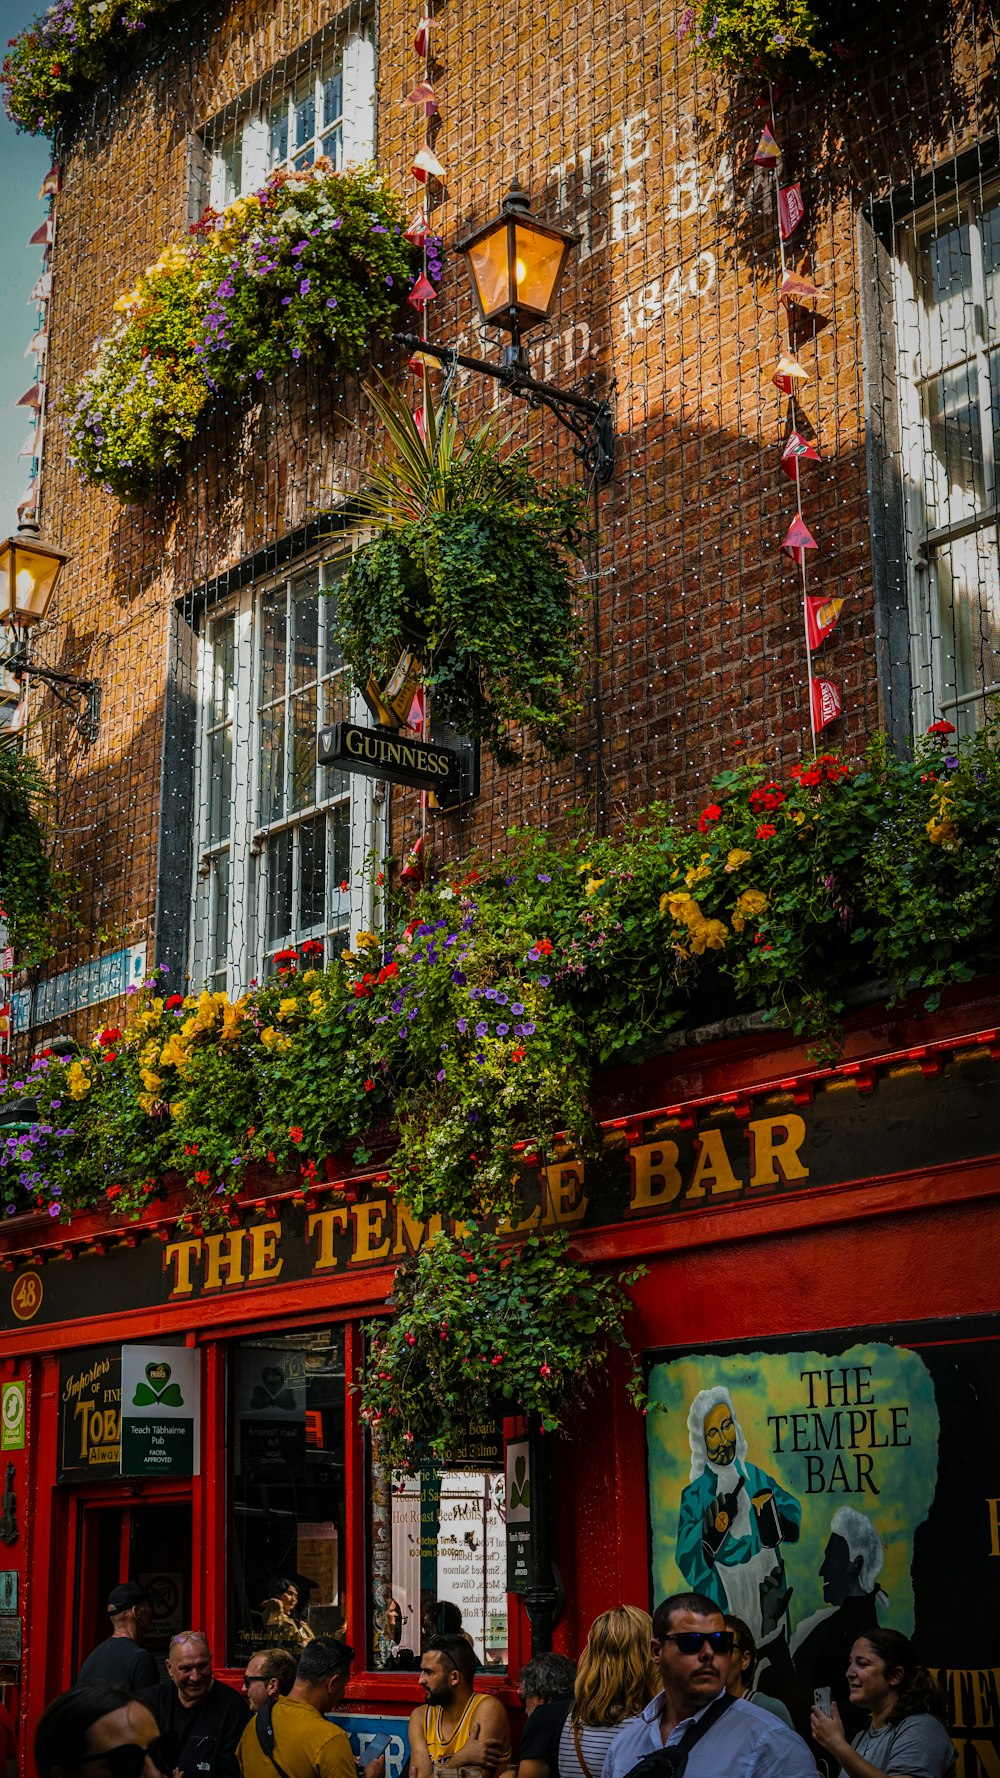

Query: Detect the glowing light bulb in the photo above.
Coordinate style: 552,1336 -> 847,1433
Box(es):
514,257 -> 527,285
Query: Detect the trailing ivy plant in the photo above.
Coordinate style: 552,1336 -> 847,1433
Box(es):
66,165 -> 425,502
336,379 -> 590,762
0,736 -> 77,967
359,1227 -> 648,1465
4,718 -> 1000,1225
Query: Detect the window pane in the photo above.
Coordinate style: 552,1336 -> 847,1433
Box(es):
229,1330 -> 346,1665
294,90 -> 316,150
268,109 -> 289,166
331,798 -> 350,890
211,852 -> 230,989
211,618 -> 235,725
321,576 -> 344,673
258,703 -> 285,824
919,217 -> 974,368
322,70 -> 343,128
921,363 -> 985,526
292,588 -> 320,691
299,814 -> 326,930
267,829 -> 293,947
371,1439 -> 508,1672
260,590 -> 287,705
982,201 -> 1000,338
291,686 -> 317,812
208,723 -> 233,845
931,527 -> 1000,731
318,126 -> 342,169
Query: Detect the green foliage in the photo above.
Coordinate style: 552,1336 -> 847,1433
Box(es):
0,741 -> 76,967
2,0 -> 178,137
65,166 -> 419,502
679,0 -> 823,72
336,382 -> 590,762
359,1228 -> 647,1466
4,717 -> 1000,1226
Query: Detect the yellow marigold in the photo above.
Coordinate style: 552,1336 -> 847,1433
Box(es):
725,849 -> 752,872
66,1061 -> 91,1099
278,997 -> 299,1021
689,917 -> 728,954
140,1039 -> 159,1066
355,931 -> 379,950
577,860 -> 593,874
927,812 -> 959,845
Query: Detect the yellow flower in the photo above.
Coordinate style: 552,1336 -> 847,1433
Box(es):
340,949 -> 356,963
308,989 -> 325,1015
689,918 -> 728,954
732,888 -> 768,934
584,875 -> 605,897
261,1025 -> 294,1053
788,809 -> 806,826
140,1069 -> 162,1095
278,997 -> 299,1021
138,1092 -> 160,1115
577,860 -> 593,874
685,863 -> 712,887
66,1061 -> 91,1100
220,1000 -> 244,1041
662,890 -> 697,925
724,849 -> 751,872
355,931 -> 379,950
169,1100 -> 186,1119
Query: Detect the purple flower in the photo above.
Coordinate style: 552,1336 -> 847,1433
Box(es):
326,297 -> 337,309
944,755 -> 959,768
125,983 -> 138,995
48,1203 -> 60,1217
485,988 -> 498,1001
299,278 -> 311,295
451,970 -> 466,985
496,1023 -> 509,1036
511,1003 -> 524,1015
521,1023 -> 536,1036
456,1018 -> 468,1034
537,975 -> 551,987
475,1021 -> 488,1036
469,987 -> 483,1000
537,873 -> 551,882
256,369 -> 265,380
495,992 -> 508,1005
436,1069 -> 446,1082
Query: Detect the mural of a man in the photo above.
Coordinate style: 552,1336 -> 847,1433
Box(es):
792,1506 -> 887,1732
675,1386 -> 802,1648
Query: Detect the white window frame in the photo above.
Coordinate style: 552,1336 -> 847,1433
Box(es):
190,553 -> 381,997
207,31 -> 376,211
894,179 -> 1000,734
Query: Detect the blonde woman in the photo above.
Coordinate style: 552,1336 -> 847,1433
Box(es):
558,1607 -> 656,1778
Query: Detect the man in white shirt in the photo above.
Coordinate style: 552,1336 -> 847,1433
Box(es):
604,1593 -> 817,1778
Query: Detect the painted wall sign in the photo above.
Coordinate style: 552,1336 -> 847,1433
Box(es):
0,1383 -> 25,1451
647,1318 -> 1000,1772
331,1716 -> 409,1778
58,1347 -> 122,1479
317,721 -> 461,793
11,943 -> 146,1034
121,1345 -> 199,1476
6,1051 -> 1000,1333
505,1438 -> 531,1594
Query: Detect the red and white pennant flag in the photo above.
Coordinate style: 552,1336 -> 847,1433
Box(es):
778,182 -> 806,239
805,595 -> 844,650
810,677 -> 842,730
781,431 -> 821,478
781,513 -> 818,564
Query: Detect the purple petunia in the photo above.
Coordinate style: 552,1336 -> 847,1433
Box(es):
538,975 -> 551,987
496,1023 -> 509,1036
475,1021 -> 488,1036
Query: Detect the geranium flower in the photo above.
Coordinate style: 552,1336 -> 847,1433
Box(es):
927,719 -> 956,735
756,823 -> 777,839
698,803 -> 722,832
289,1125 -> 304,1143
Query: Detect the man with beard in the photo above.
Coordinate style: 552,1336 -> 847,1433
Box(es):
605,1594 -> 816,1778
141,1632 -> 249,1778
675,1387 -> 801,1651
407,1635 -> 510,1778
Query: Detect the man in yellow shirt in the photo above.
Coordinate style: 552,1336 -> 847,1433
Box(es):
238,1639 -> 382,1778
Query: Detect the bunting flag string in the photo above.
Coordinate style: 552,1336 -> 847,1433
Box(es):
758,92 -> 842,756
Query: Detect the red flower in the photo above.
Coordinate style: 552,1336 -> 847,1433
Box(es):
339,878 -> 350,892
106,1184 -> 123,1199
698,803 -> 722,833
376,872 -> 384,886
273,948 -> 299,972
299,939 -> 324,957
377,960 -> 398,983
512,1046 -> 526,1061
364,1079 -> 375,1092
98,1026 -> 122,1047
351,980 -> 372,998
184,1143 -> 199,1156
289,1125 -> 304,1144
749,783 -> 785,813
539,1363 -> 553,1377
103,1051 -> 117,1063
165,994 -> 184,1009
535,937 -> 553,955
468,1273 -> 479,1284
194,1169 -> 210,1186
927,719 -> 956,736
756,823 -> 777,839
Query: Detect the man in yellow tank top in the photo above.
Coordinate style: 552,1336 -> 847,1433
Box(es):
408,1636 -> 511,1778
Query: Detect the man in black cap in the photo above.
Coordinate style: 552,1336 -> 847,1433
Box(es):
77,1581 -> 159,1690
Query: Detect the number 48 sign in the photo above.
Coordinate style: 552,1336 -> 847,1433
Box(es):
1,1383 -> 25,1451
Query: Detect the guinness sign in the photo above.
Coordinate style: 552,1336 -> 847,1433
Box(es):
318,721 -> 462,794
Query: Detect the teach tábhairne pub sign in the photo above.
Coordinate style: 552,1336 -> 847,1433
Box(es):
58,1345 -> 199,1482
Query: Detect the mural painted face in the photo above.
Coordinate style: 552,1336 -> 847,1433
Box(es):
820,1533 -> 864,1605
703,1402 -> 737,1466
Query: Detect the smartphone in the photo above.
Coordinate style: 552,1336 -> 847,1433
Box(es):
813,1687 -> 832,1716
359,1735 -> 395,1764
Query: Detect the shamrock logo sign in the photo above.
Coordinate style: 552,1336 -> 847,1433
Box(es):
132,1361 -> 184,1407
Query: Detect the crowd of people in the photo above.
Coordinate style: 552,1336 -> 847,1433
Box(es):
29,1582 -> 957,1778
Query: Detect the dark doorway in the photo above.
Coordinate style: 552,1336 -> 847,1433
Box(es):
74,1501 -> 192,1678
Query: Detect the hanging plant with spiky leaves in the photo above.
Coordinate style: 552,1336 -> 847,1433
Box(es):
335,377 -> 591,764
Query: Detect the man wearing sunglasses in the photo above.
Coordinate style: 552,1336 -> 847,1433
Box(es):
604,1594 -> 818,1778
140,1633 -> 250,1778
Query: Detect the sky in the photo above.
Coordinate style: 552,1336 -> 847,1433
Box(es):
0,0 -> 55,538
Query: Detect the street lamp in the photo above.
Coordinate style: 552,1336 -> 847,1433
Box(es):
395,180 -> 614,485
0,521 -> 100,742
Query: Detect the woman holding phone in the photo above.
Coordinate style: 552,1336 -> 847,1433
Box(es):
810,1629 -> 955,1778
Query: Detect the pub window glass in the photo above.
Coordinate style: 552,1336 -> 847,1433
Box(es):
369,1425 -> 508,1673
229,1328 -> 346,1664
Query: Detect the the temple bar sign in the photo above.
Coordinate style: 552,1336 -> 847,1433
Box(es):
318,722 -> 461,793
